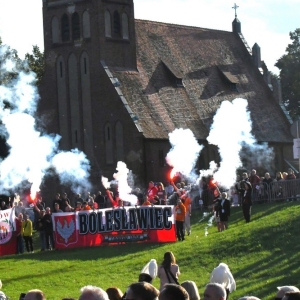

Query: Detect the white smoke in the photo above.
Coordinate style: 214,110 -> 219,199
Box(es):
205,98 -> 274,188
113,161 -> 137,205
0,43 -> 91,197
166,128 -> 203,181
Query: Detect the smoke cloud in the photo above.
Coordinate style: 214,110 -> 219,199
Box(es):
0,43 -> 91,197
166,128 -> 203,180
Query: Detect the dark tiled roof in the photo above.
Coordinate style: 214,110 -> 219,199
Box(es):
108,20 -> 292,143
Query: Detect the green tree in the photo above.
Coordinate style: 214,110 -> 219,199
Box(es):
24,45 -> 45,85
275,28 -> 300,118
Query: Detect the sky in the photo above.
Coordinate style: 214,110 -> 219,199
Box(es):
0,0 -> 299,74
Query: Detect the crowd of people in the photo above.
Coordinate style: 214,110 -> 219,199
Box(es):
1,252 -> 299,300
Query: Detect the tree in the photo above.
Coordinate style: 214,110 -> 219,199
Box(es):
24,45 -> 45,85
275,28 -> 300,119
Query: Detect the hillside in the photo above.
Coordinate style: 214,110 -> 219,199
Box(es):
0,202 -> 299,300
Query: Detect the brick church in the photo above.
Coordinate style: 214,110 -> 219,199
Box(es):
39,0 -> 294,190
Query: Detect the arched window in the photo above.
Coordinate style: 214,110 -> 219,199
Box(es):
51,16 -> 60,43
72,12 -> 80,40
113,11 -> 121,35
115,121 -> 124,161
105,123 -> 114,164
61,14 -> 70,41
105,10 -> 112,37
82,10 -> 91,38
122,13 -> 129,39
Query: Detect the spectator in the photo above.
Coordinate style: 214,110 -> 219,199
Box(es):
142,195 -> 152,206
106,287 -> 123,300
16,213 -> 24,254
181,192 -> 192,236
203,283 -> 226,300
147,181 -> 158,203
24,289 -> 46,300
175,199 -> 186,241
157,251 -> 180,291
125,282 -> 159,300
139,259 -> 158,284
283,292 -> 300,300
105,190 -> 123,208
276,286 -> 299,300
22,214 -> 34,253
286,169 -> 296,180
79,285 -> 109,300
52,193 -> 62,210
165,182 -> 174,198
81,201 -> 92,211
61,193 -> 71,211
33,197 -> 46,229
160,284 -> 189,300
95,191 -> 105,209
74,193 -> 84,204
0,200 -> 8,211
157,182 -> 167,205
75,202 -> 82,211
242,181 -> 252,223
36,209 -> 46,251
215,192 -> 231,231
43,207 -> 55,250
53,203 -> 63,213
14,201 -> 26,217
181,281 -> 200,300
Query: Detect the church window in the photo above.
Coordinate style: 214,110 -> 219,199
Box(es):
113,11 -> 121,35
158,150 -> 165,167
61,14 -> 70,41
105,123 -> 114,164
51,16 -> 60,43
82,10 -> 91,38
105,10 -> 112,37
115,121 -> 124,161
72,12 -> 80,40
122,13 -> 129,39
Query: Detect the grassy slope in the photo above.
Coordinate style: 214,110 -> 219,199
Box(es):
0,202 -> 299,300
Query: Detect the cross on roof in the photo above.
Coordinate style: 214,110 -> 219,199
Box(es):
232,3 -> 239,18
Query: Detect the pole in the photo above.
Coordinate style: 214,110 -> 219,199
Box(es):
297,120 -> 300,175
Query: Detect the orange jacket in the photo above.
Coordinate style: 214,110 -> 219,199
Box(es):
175,202 -> 186,221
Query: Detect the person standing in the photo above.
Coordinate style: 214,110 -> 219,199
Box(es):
242,181 -> 252,223
147,181 -> 158,203
36,209 -> 46,251
157,252 -> 180,291
16,213 -> 24,254
215,192 -> 231,231
181,193 -> 192,236
22,214 -> 34,253
175,199 -> 186,241
157,183 -> 167,205
43,207 -> 55,250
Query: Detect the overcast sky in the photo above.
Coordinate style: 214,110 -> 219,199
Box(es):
0,0 -> 299,74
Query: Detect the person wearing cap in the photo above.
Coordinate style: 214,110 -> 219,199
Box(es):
242,181 -> 252,223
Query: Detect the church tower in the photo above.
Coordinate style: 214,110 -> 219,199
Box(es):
40,0 -> 137,173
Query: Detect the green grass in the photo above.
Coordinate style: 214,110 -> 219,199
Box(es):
1,202 -> 300,300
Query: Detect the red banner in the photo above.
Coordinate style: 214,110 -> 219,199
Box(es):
52,205 -> 176,249
0,208 -> 16,256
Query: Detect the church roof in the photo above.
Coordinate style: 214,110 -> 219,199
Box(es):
107,20 -> 292,143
